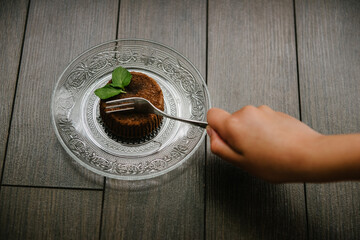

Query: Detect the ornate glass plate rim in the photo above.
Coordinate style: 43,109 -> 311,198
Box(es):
51,39 -> 210,180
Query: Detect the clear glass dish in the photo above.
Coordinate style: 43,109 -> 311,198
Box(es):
51,39 -> 210,180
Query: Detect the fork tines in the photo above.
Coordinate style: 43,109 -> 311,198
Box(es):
105,99 -> 135,113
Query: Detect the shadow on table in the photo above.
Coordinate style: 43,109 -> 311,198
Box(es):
206,158 -> 308,240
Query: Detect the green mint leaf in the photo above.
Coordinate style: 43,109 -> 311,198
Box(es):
94,66 -> 132,99
94,84 -> 126,99
109,83 -> 127,92
112,66 -> 132,90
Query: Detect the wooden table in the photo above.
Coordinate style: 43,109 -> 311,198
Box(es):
1,0 -> 359,239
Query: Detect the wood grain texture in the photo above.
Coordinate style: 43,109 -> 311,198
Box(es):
102,163 -> 205,239
0,186 -> 102,239
117,0 -> 206,76
0,0 -> 28,179
2,0 -> 118,187
101,0 -> 206,239
296,0 -> 360,239
206,0 -> 307,239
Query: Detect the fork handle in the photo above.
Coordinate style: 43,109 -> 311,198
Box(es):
156,110 -> 208,128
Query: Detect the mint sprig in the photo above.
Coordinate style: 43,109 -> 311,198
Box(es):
94,66 -> 132,99
94,84 -> 126,99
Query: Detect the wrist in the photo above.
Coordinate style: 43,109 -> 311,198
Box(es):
302,134 -> 360,182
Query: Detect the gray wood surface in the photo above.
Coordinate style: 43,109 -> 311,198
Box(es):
0,0 -> 28,180
206,0 -> 307,239
101,0 -> 207,239
296,0 -> 360,239
2,0 -> 118,188
0,0 -> 359,239
0,186 -> 102,239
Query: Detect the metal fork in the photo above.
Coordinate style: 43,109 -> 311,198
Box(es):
105,97 -> 208,128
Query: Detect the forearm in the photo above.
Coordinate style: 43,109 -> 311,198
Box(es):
304,134 -> 360,182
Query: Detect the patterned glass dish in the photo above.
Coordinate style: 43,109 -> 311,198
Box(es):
51,39 -> 210,180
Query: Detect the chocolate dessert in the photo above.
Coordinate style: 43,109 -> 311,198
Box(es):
99,72 -> 164,139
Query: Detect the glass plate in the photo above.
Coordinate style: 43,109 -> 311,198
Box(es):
51,39 -> 210,180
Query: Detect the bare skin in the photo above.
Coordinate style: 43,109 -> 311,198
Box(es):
207,106 -> 360,183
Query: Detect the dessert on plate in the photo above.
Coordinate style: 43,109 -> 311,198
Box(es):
95,67 -> 164,139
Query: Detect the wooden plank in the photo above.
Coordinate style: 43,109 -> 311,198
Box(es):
117,0 -> 206,72
206,0 -> 307,239
102,166 -> 205,239
101,0 -> 206,239
0,186 -> 102,239
2,0 -> 118,187
0,0 -> 28,179
296,0 -> 360,239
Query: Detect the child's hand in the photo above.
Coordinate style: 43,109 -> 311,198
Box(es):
207,106 -> 322,182
207,106 -> 360,182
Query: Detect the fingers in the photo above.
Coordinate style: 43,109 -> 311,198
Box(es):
208,106 -> 254,147
207,126 -> 245,166
207,107 -> 243,144
207,107 -> 231,133
207,105 -> 279,160
258,105 -> 273,113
